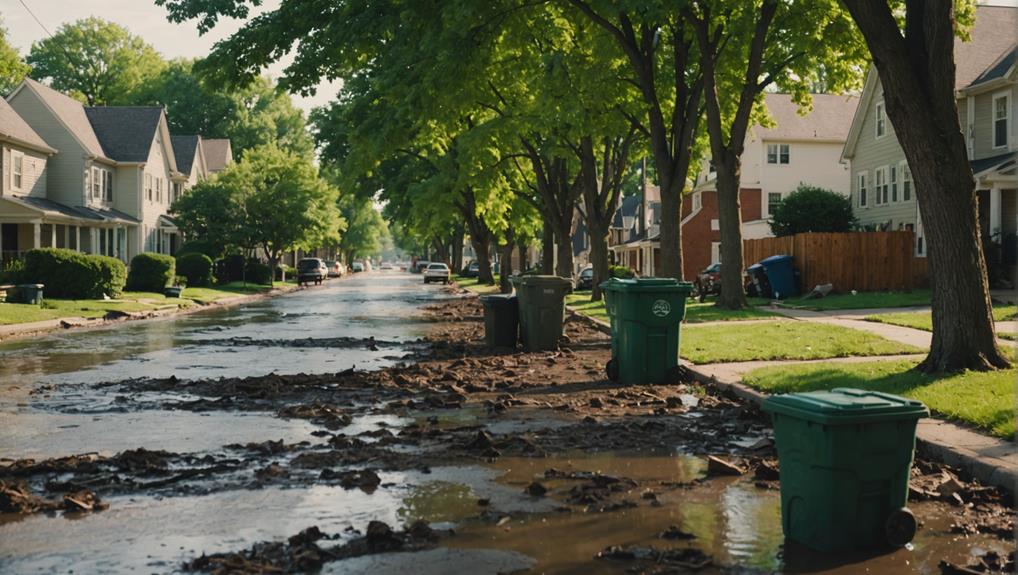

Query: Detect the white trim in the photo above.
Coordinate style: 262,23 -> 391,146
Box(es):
765,143 -> 790,165
875,101 -> 887,139
10,149 -> 24,192
899,161 -> 912,202
857,170 -> 869,208
874,165 -> 889,205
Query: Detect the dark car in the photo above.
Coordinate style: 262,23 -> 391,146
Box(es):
297,258 -> 328,285
461,261 -> 480,278
695,262 -> 722,301
575,267 -> 594,290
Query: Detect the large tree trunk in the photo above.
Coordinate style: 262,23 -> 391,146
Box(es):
499,234 -> 514,294
521,145 -> 582,280
458,188 -> 496,285
588,224 -> 610,300
715,160 -> 748,307
555,229 -> 573,280
517,241 -> 528,272
842,0 -> 1009,372
472,236 -> 494,285
541,221 -> 555,274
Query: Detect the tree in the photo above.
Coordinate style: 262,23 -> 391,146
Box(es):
683,0 -> 867,309
0,19 -> 29,96
27,17 -> 165,105
336,192 -> 387,265
840,0 -> 1008,372
170,177 -> 245,257
768,185 -> 857,236
233,145 -> 345,275
131,59 -> 314,157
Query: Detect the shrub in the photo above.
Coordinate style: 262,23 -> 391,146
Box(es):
245,259 -> 272,285
769,184 -> 858,237
127,253 -> 176,292
217,254 -> 247,283
176,240 -> 221,260
274,264 -> 296,281
176,253 -> 214,287
0,258 -> 25,284
22,248 -> 126,298
609,265 -> 635,279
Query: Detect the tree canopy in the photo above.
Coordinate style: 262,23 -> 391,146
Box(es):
0,19 -> 29,96
769,185 -> 857,237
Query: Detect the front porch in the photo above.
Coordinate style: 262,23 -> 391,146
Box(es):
976,155 -> 1017,287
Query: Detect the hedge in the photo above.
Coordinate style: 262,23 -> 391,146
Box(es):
610,265 -> 635,279
127,253 -> 176,292
176,240 -> 220,260
176,253 -> 214,287
22,248 -> 126,298
245,259 -> 272,285
216,254 -> 246,283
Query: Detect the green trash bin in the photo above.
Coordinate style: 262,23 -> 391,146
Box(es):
512,275 -> 571,352
480,294 -> 519,349
601,277 -> 693,384
762,388 -> 929,552
17,284 -> 44,305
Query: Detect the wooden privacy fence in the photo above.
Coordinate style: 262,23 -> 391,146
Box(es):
743,232 -> 929,293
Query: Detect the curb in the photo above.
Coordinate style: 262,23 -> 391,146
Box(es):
566,307 -> 1017,495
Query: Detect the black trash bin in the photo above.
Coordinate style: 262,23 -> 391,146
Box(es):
746,263 -> 771,298
480,294 -> 519,349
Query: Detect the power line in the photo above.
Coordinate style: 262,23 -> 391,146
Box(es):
17,0 -> 55,39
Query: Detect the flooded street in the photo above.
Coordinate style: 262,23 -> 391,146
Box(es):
1,272 -> 1013,574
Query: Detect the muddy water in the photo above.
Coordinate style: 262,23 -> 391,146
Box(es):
0,272 -> 440,459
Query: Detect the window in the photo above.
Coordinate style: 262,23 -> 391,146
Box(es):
993,92 -> 1010,149
900,162 -> 912,202
875,101 -> 887,138
11,152 -> 23,190
692,192 -> 702,211
145,174 -> 153,201
857,172 -> 868,207
889,165 -> 898,202
768,192 -> 782,215
875,166 -> 888,205
767,143 -> 790,164
92,167 -> 101,198
104,170 -> 113,201
711,242 -> 721,264
156,178 -> 162,203
172,182 -> 182,204
710,219 -> 719,231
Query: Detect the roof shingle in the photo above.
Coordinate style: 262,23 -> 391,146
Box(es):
0,97 -> 53,153
171,135 -> 201,175
756,93 -> 859,142
202,138 -> 233,172
22,78 -> 106,158
84,106 -> 164,163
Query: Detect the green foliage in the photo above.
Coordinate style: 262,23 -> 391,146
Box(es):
127,253 -> 176,292
274,264 -> 296,281
131,59 -> 313,156
610,265 -> 635,279
336,190 -> 387,263
0,19 -> 29,96
769,184 -> 858,236
176,253 -> 214,287
0,258 -> 25,284
22,248 -> 126,298
171,178 -> 246,256
217,254 -> 247,283
176,239 -> 221,260
244,259 -> 272,285
26,17 -> 165,105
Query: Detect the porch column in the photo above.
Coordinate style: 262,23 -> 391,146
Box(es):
51,224 -> 57,248
990,186 -> 1002,237
32,222 -> 41,249
75,226 -> 81,252
63,225 -> 70,249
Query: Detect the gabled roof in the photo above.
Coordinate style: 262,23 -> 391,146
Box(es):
0,97 -> 55,154
844,5 -> 1018,160
171,135 -> 201,175
203,138 -> 233,172
757,93 -> 858,143
85,106 -> 165,163
611,195 -> 641,228
12,78 -> 107,159
955,6 -> 1018,90
971,151 -> 1015,177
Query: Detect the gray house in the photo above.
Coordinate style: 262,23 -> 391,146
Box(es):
842,5 -> 1017,271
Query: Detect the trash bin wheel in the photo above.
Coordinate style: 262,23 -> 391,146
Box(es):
606,359 -> 619,382
885,507 -> 917,547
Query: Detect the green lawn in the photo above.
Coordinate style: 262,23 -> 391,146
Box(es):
453,274 -> 501,295
777,289 -> 932,311
865,305 -> 1017,341
564,293 -> 777,324
743,360 -> 1016,440
0,281 -> 289,326
680,320 -> 921,364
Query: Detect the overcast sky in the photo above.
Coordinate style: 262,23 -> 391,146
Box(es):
1,0 -> 343,114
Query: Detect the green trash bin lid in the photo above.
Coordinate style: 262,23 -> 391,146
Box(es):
762,388 -> 929,425
601,277 -> 693,293
512,275 -> 571,287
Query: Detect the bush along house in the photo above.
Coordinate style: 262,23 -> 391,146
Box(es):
0,78 -> 223,267
842,5 -> 1017,284
687,93 -> 858,281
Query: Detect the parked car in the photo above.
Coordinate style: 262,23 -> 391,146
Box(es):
575,266 -> 594,290
423,262 -> 451,284
461,260 -> 480,278
350,261 -> 365,273
412,260 -> 431,273
324,260 -> 344,278
297,258 -> 328,285
380,262 -> 394,270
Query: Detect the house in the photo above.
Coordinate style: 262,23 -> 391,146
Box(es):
202,138 -> 233,173
842,5 -> 1017,279
611,186 -> 662,274
1,78 -> 224,264
687,93 -> 858,280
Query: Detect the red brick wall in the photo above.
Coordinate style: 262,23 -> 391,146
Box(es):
680,188 -> 762,280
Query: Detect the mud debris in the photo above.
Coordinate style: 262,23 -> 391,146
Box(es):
0,481 -> 108,515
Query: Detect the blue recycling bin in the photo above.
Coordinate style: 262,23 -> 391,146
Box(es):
758,255 -> 798,299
